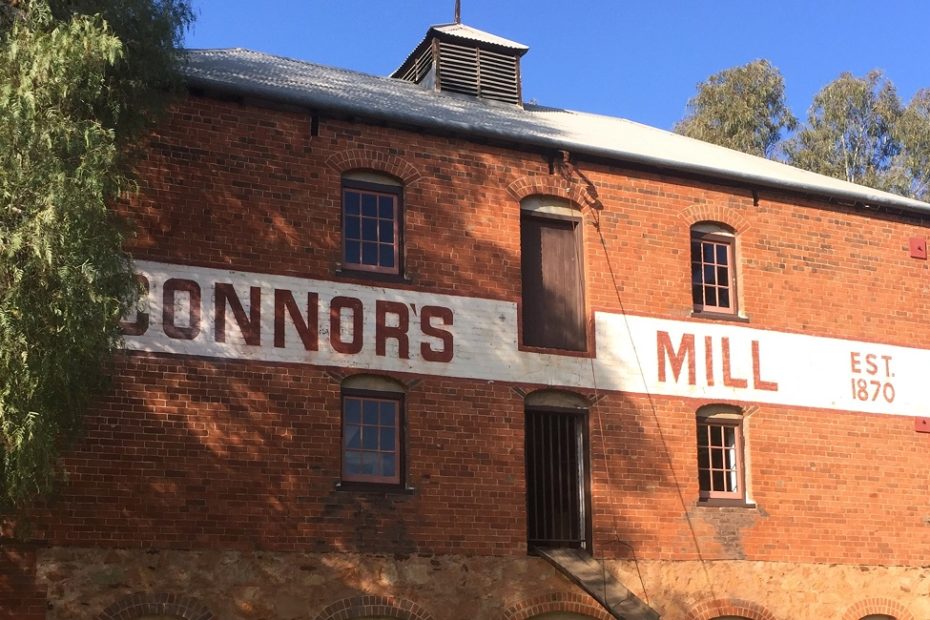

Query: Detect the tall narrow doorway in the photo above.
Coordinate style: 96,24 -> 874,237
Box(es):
525,408 -> 591,550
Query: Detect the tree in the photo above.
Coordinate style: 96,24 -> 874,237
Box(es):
785,70 -> 902,190
675,59 -> 797,158
891,89 -> 930,201
0,0 -> 192,510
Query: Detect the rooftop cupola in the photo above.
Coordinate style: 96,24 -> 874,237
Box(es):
392,22 -> 529,105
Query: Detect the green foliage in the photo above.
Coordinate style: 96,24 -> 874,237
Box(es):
675,59 -> 797,158
785,70 -> 902,190
0,0 -> 191,510
891,89 -> 930,201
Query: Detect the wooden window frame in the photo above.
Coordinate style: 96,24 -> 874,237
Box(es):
696,414 -> 745,501
341,389 -> 404,486
342,179 -> 403,275
691,228 -> 737,315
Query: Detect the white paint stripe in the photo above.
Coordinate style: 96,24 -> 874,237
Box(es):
123,261 -> 927,417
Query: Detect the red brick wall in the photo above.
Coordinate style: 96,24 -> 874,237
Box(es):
36,93 -> 930,568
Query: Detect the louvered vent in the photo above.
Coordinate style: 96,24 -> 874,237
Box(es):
398,45 -> 433,84
437,41 -> 520,104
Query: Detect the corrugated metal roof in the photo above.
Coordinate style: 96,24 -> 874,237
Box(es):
431,23 -> 529,51
181,48 -> 930,215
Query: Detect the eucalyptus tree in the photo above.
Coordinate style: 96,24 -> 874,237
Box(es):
675,59 -> 797,158
785,70 -> 902,190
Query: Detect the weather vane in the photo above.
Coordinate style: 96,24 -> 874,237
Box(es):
454,0 -> 461,24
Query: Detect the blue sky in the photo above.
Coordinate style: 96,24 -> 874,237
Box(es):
184,1 -> 930,131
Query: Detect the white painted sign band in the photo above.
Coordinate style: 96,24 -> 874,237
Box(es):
122,261 -> 924,417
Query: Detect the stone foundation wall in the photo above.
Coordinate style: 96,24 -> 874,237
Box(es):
36,548 -> 930,620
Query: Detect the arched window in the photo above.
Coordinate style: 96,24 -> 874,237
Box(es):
691,221 -> 737,315
520,195 -> 586,351
341,374 -> 405,485
342,171 -> 403,275
696,404 -> 746,502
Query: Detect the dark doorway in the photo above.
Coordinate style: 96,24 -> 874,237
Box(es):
525,408 -> 591,549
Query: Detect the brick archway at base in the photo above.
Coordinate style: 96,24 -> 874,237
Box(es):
841,598 -> 916,620
502,592 -> 613,620
687,598 -> 776,620
313,595 -> 434,620
97,592 -> 215,620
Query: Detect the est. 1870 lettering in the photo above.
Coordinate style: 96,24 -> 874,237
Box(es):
849,351 -> 895,403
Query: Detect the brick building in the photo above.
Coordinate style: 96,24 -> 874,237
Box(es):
4,20 -> 930,620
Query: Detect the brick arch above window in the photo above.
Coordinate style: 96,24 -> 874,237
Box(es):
686,598 -> 776,620
506,176 -> 589,211
97,592 -> 215,620
326,149 -> 421,186
841,598 -> 915,620
312,595 -> 434,620
501,592 -> 613,620
525,388 -> 590,411
678,204 -> 751,234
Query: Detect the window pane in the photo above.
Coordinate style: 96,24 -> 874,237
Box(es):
704,286 -> 717,307
692,284 -> 704,305
362,427 -> 378,450
712,470 -> 725,491
703,264 -> 716,285
345,240 -> 360,264
717,266 -> 728,285
711,448 -> 724,469
378,196 -> 394,219
697,448 -> 709,470
344,191 -> 360,215
699,468 -> 711,492
727,468 -> 739,492
379,220 -> 394,243
380,404 -> 396,426
345,399 -> 361,424
345,215 -> 360,240
363,401 -> 379,425
344,450 -> 361,475
345,424 -> 361,449
697,424 -> 708,446
718,288 -> 730,308
379,245 -> 395,268
380,427 -> 395,450
691,263 -> 703,284
702,242 -> 714,262
361,193 -> 377,217
362,243 -> 378,265
716,243 -> 728,264
723,426 -> 737,449
382,454 -> 396,478
360,452 -> 377,475
362,218 -> 378,241
690,241 -> 701,261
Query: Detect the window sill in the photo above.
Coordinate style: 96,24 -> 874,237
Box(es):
335,481 -> 415,495
690,311 -> 750,323
696,497 -> 756,508
335,265 -> 412,285
518,343 -> 593,358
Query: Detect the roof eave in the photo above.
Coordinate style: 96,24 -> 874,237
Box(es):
183,72 -> 930,218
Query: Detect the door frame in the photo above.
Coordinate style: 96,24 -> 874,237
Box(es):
524,405 -> 593,551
